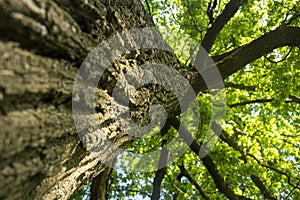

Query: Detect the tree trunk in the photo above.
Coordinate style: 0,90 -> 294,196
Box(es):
0,0 -> 158,199
90,166 -> 113,200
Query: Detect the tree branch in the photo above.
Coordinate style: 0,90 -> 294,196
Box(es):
113,186 -> 152,198
228,94 -> 300,108
145,0 -> 152,16
201,0 -> 247,52
186,0 -> 204,36
264,47 -> 293,63
190,26 -> 300,94
201,154 -> 251,200
225,82 -> 256,91
250,175 -> 278,200
214,26 -> 300,80
206,0 -> 218,24
179,164 -> 211,200
220,129 -> 247,163
166,173 -> 186,195
91,162 -> 114,200
151,121 -> 171,200
217,123 -> 300,192
287,94 -> 300,104
169,118 -> 251,200
281,13 -> 300,27
151,148 -> 169,200
285,181 -> 300,199
248,154 -> 300,190
228,99 -> 273,108
216,125 -> 280,199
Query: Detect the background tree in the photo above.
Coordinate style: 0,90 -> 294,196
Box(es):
0,0 -> 299,200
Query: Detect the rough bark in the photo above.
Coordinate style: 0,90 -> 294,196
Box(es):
0,0 -> 154,199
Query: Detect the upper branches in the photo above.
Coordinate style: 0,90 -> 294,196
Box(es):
206,0 -> 218,24
201,0 -> 248,52
215,26 -> 300,80
189,26 -> 300,94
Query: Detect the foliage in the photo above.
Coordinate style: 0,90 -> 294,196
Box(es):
71,0 -> 300,199
70,182 -> 91,200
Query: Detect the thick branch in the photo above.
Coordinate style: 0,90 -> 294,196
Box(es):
151,148 -> 169,200
201,0 -> 247,52
91,164 -> 114,200
215,26 -> 300,80
190,27 -> 300,95
200,155 -> 251,200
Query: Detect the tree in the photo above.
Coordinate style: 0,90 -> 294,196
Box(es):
0,0 -> 299,199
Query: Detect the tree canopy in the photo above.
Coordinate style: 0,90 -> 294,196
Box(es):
77,0 -> 300,199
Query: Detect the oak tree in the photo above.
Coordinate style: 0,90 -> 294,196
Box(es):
0,0 -> 299,199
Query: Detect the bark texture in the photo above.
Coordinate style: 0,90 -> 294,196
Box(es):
0,0 -> 156,199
